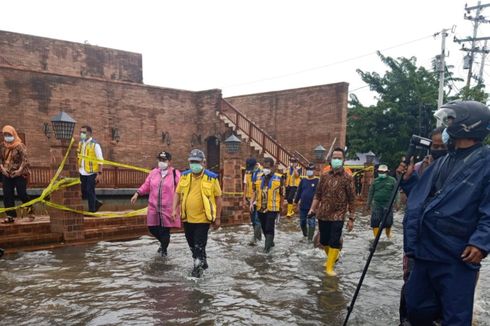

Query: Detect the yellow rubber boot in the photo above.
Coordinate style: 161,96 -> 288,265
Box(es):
325,248 -> 340,276
323,246 -> 330,267
385,227 -> 392,239
372,227 -> 379,238
287,204 -> 294,217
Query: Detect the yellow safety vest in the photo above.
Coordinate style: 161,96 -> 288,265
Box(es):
286,166 -> 302,187
77,140 -> 100,173
178,169 -> 219,222
244,169 -> 263,199
256,172 -> 283,212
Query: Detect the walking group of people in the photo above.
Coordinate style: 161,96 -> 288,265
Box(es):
2,100 -> 489,325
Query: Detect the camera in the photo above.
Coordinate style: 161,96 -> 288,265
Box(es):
404,135 -> 432,165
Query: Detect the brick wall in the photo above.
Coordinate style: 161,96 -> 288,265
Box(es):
225,83 -> 349,162
0,66 -> 222,170
0,30 -> 142,83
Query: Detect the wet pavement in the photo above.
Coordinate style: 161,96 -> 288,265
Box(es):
1,212 -> 489,325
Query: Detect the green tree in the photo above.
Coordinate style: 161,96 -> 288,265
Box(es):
347,52 -> 488,168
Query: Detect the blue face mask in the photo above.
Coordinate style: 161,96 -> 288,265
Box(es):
331,158 -> 343,169
306,170 -> 314,177
189,163 -> 203,174
442,128 -> 450,144
378,173 -> 387,179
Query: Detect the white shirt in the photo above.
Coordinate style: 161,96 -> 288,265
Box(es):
79,137 -> 104,176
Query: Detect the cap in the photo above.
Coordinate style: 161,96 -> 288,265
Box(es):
157,151 -> 172,161
306,163 -> 315,170
290,157 -> 298,163
246,158 -> 257,171
378,164 -> 389,172
188,149 -> 205,162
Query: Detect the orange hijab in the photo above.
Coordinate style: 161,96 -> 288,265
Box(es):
2,125 -> 22,150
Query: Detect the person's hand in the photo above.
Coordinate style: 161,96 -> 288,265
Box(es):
308,209 -> 315,216
212,218 -> 221,229
0,168 -> 9,177
347,219 -> 354,232
242,198 -> 248,210
95,173 -> 102,184
396,157 -> 415,181
130,193 -> 138,205
9,170 -> 21,178
461,246 -> 485,264
171,209 -> 178,221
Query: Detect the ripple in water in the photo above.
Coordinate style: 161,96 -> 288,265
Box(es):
1,212 -> 489,325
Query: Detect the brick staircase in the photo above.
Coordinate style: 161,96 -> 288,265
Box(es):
218,99 -> 309,171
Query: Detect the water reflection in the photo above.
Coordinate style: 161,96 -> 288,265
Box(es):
1,212 -> 489,325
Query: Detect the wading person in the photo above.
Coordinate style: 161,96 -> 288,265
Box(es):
366,164 -> 397,239
294,163 -> 319,242
308,147 -> 355,276
131,151 -> 180,257
77,125 -> 103,213
1,125 -> 31,223
242,158 -> 262,246
399,101 -> 490,325
173,149 -> 222,277
253,157 -> 284,253
285,157 -> 301,218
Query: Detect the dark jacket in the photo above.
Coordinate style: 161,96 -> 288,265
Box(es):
402,145 -> 490,270
294,176 -> 320,211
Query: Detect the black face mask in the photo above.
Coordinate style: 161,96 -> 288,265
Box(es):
430,148 -> 448,160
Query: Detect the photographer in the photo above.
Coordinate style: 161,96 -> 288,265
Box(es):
398,101 -> 490,325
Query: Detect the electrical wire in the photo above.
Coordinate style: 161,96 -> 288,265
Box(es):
222,34 -> 436,89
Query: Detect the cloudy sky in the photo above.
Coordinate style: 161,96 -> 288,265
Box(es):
2,0 -> 490,105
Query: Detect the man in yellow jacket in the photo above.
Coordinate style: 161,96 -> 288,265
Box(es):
285,157 -> 301,217
253,157 -> 284,253
173,149 -> 222,277
77,125 -> 103,212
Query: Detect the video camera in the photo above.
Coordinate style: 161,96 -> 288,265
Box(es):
404,135 -> 432,165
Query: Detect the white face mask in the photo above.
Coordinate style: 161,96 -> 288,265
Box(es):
306,170 -> 314,177
4,136 -> 15,143
158,161 -> 169,170
262,168 -> 271,176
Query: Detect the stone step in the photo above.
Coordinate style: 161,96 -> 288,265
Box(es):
84,225 -> 148,241
83,216 -> 146,229
0,221 -> 51,237
0,232 -> 62,249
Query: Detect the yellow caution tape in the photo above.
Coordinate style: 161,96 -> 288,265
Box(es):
77,155 -> 151,174
1,138 -> 148,218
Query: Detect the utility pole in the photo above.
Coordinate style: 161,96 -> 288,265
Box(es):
436,28 -> 450,109
467,1 -> 482,88
454,2 -> 490,88
478,40 -> 488,83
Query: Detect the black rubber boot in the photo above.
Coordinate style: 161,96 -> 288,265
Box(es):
300,224 -> 307,237
159,237 -> 170,257
307,225 -> 315,242
254,223 -> 262,241
0,248 -> 4,258
264,234 -> 274,253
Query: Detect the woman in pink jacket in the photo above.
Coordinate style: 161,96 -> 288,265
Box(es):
131,151 -> 181,257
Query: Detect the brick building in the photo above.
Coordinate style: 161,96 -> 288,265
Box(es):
0,30 -> 348,175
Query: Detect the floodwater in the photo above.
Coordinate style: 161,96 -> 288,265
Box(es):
1,213 -> 489,326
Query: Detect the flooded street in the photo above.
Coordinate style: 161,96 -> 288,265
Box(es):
1,212 -> 489,325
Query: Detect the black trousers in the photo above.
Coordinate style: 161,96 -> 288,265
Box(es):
183,222 -> 210,262
258,211 -> 278,236
2,176 -> 30,218
318,220 -> 344,249
80,174 -> 98,212
285,186 -> 298,204
148,226 -> 171,251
